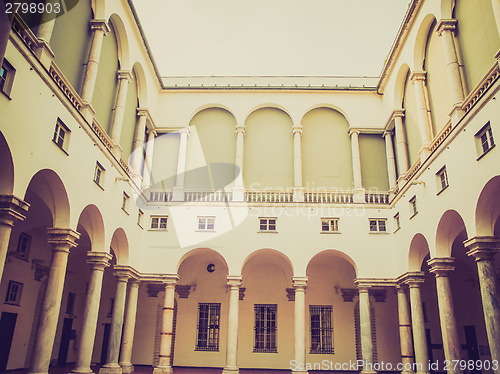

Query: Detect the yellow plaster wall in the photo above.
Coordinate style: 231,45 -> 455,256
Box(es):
359,134 -> 389,191
302,108 -> 354,189
150,133 -> 179,189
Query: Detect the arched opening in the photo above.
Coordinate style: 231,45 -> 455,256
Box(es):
0,132 -> 14,195
475,176 -> 500,236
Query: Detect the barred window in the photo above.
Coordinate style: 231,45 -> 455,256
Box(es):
369,219 -> 386,232
16,232 -> 31,260
5,281 -> 23,305
310,305 -> 334,354
254,304 -> 277,353
66,292 -> 76,314
259,217 -> 277,232
321,218 -> 339,232
196,303 -> 220,351
151,216 -> 168,230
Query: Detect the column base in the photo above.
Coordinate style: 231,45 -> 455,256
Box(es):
70,367 -> 94,374
222,367 -> 240,374
120,364 -> 134,374
361,371 -> 377,374
291,371 -> 308,374
152,366 -> 173,374
99,364 -> 122,374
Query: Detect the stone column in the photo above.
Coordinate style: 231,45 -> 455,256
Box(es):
403,274 -> 430,374
465,237 -> 500,372
81,20 -> 109,103
99,267 -> 135,374
34,0 -> 58,67
0,2 -> 10,67
0,195 -> 29,282
223,276 -> 243,374
383,131 -> 397,190
410,72 -> 432,159
358,286 -> 376,374
350,130 -> 365,203
292,277 -> 308,374
110,70 -> 133,147
393,110 -> 409,177
437,19 -> 465,123
130,109 -> 148,175
119,278 -> 141,374
172,128 -> 190,201
71,252 -> 113,374
142,130 -> 156,187
28,228 -> 80,374
428,258 -> 463,374
233,125 -> 246,201
492,0 -> 500,38
396,285 -> 415,374
292,125 -> 304,202
153,275 -> 179,374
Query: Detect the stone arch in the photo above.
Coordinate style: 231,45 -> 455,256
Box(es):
394,63 -> 411,108
306,249 -> 358,276
301,103 -> 350,124
108,13 -> 130,70
76,204 -> 105,252
176,247 -> 229,274
475,176 -> 500,236
132,62 -> 148,108
23,169 -> 70,228
245,103 -> 294,124
241,248 -> 294,278
408,233 -> 430,271
188,104 -> 237,125
0,131 -> 14,195
110,228 -> 129,265
414,14 -> 438,71
435,209 -> 468,257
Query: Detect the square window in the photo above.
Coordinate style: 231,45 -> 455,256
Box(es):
436,166 -> 449,193
151,216 -> 168,230
122,192 -> 129,213
321,218 -> 339,233
16,232 -> 31,260
394,213 -> 400,232
259,217 -> 277,232
53,119 -> 70,153
94,162 -> 105,188
254,304 -> 277,353
369,219 -> 387,232
409,196 -> 417,218
310,305 -> 334,354
5,281 -> 23,305
196,303 -> 220,351
475,122 -> 495,158
0,59 -> 15,97
198,216 -> 215,231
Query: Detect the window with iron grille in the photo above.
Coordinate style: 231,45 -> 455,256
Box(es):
254,304 -> 277,353
16,232 -> 31,260
5,281 -> 23,305
196,303 -> 220,351
151,216 -> 168,230
66,292 -> 76,314
321,218 -> 339,233
259,217 -> 277,232
310,305 -> 334,354
369,219 -> 386,232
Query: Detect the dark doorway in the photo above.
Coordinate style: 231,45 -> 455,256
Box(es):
464,325 -> 481,374
57,318 -> 73,366
100,323 -> 111,364
0,312 -> 17,372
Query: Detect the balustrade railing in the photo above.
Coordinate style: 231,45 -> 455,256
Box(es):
185,190 -> 233,202
304,191 -> 353,203
462,62 -> 500,113
365,192 -> 390,204
429,120 -> 452,153
245,191 -> 293,203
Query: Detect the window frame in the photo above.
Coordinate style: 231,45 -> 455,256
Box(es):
0,59 -> 16,98
16,232 -> 31,261
393,213 -> 400,232
137,209 -> 144,228
195,303 -> 221,351
150,215 -> 168,230
253,304 -> 277,353
121,192 -> 130,214
475,122 -> 495,160
369,218 -> 387,233
409,196 -> 418,218
309,305 -> 334,354
321,218 -> 339,233
436,166 -> 449,194
258,217 -> 277,233
94,162 -> 105,189
52,119 -> 70,154
5,280 -> 23,306
197,216 -> 215,232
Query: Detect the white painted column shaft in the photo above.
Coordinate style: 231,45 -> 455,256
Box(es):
396,286 -> 415,374
350,131 -> 363,189
110,71 -> 132,145
394,114 -> 409,175
223,276 -> 242,374
120,279 -> 140,374
292,277 -> 307,374
383,131 -> 397,190
142,130 -> 156,187
131,111 -> 147,174
411,73 -> 432,149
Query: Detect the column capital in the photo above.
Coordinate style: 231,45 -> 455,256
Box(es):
292,125 -> 303,135
383,130 -> 393,138
391,108 -> 405,119
47,228 -> 80,252
427,257 -> 455,276
355,278 -> 396,289
147,128 -> 157,137
117,70 -> 133,82
162,274 -> 180,287
0,195 -> 29,226
348,129 -> 360,137
86,251 -> 113,271
436,19 -> 457,36
464,236 -> 500,261
227,275 -> 243,287
178,127 -> 190,136
292,276 -> 308,289
90,19 -> 110,34
395,284 -> 408,293
235,125 -> 246,135
410,71 -> 427,83
113,265 -> 140,282
398,271 -> 426,287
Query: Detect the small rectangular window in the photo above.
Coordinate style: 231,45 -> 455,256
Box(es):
151,216 -> 168,230
369,218 -> 387,232
197,216 -> 215,231
121,192 -> 129,213
476,122 -> 495,158
321,218 -> 339,233
436,166 -> 449,193
409,196 -> 417,218
94,162 -> 105,188
53,119 -> 70,153
259,217 -> 277,232
254,304 -> 277,353
5,281 -> 23,305
16,232 -> 31,260
0,59 -> 15,97
310,305 -> 334,354
196,303 -> 220,351
138,210 -> 144,228
66,292 -> 76,314
394,213 -> 400,232
108,298 -> 115,317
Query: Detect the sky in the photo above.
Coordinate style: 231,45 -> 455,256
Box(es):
133,0 -> 411,77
